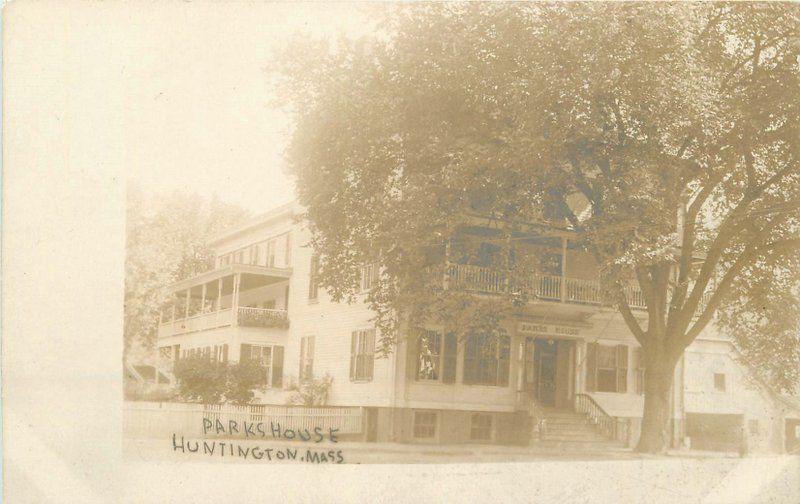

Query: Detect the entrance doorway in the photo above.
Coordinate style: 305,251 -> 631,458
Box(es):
524,337 -> 575,409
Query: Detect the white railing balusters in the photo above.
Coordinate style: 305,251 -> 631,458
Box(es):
443,263 -> 653,312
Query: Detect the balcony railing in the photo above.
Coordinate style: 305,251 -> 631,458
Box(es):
158,307 -> 289,338
237,307 -> 290,329
444,263 -> 711,313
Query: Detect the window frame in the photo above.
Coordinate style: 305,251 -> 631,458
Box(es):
299,335 -> 315,382
588,343 -> 628,394
359,263 -> 379,292
713,372 -> 726,392
350,329 -> 375,382
412,410 -> 439,440
250,344 -> 275,387
416,330 -> 443,382
266,239 -> 277,267
634,346 -> 645,395
469,413 -> 494,442
308,254 -> 320,301
462,333 -> 511,387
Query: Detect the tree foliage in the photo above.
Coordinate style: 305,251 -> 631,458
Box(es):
274,3 -> 800,450
124,185 -> 249,360
173,357 -> 267,405
279,3 -> 800,384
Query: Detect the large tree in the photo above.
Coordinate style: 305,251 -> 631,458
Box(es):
124,185 -> 249,362
275,2 -> 800,453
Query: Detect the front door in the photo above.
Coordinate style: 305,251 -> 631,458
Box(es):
524,337 -> 573,409
534,339 -> 558,407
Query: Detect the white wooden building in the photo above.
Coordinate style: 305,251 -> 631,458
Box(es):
156,201 -> 797,451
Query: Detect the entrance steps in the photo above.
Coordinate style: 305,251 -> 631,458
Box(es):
530,409 -> 627,452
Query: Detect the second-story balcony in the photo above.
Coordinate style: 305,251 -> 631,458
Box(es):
157,263 -> 292,340
443,263 -> 710,315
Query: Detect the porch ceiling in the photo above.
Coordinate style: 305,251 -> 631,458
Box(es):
168,264 -> 292,294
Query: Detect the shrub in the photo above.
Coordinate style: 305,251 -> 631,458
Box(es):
173,357 -> 267,404
285,374 -> 333,406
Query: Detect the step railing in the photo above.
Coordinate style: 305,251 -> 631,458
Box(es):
574,393 -> 616,440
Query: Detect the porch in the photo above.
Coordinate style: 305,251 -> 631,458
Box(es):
157,263 -> 292,339
446,263 -> 646,309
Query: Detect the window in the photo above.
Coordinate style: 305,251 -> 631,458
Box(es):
266,239 -> 277,267
470,413 -> 493,441
417,330 -> 442,381
359,263 -> 379,292
284,233 -> 292,266
299,336 -> 315,381
748,419 -> 759,435
413,411 -> 438,439
634,347 -> 645,395
714,373 -> 726,392
250,244 -> 260,265
242,344 -> 283,388
250,345 -> 274,386
308,254 -> 319,300
350,329 -> 375,381
463,332 -> 510,386
586,343 -> 628,393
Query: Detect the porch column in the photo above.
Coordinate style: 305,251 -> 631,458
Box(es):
200,283 -> 207,314
516,339 -> 525,410
171,298 -> 177,325
443,239 -> 451,290
216,277 -> 223,311
184,288 -> 191,319
560,236 -> 567,302
575,340 -> 586,395
232,273 -> 241,326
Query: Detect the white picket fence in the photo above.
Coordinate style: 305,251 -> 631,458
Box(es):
123,401 -> 364,439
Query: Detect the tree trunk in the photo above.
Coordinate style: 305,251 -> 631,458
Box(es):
636,346 -> 679,454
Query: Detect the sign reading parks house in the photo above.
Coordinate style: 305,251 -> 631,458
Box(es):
518,322 -> 581,337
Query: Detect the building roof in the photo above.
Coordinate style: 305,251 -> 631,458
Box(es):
208,200 -> 301,246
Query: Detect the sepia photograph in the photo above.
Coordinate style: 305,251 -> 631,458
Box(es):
5,1 -> 800,502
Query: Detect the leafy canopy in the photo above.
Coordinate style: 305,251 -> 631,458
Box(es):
275,3 -> 800,390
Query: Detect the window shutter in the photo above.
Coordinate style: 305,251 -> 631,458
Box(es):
240,344 -> 251,363
222,344 -> 228,363
308,336 -> 315,378
617,345 -> 628,394
299,338 -> 306,378
406,330 -> 420,381
366,330 -> 375,380
442,332 -> 457,384
350,331 -> 357,381
586,342 -> 597,392
272,346 -> 284,388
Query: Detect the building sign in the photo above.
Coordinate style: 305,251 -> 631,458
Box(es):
518,322 -> 580,337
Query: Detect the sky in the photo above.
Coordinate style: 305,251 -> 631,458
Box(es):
124,2 -> 379,215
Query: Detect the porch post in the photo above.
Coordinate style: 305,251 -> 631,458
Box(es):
200,283 -> 207,314
171,297 -> 177,324
443,238 -> 451,290
184,288 -> 191,319
232,273 -> 241,326
560,236 -> 567,302
217,277 -> 223,311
